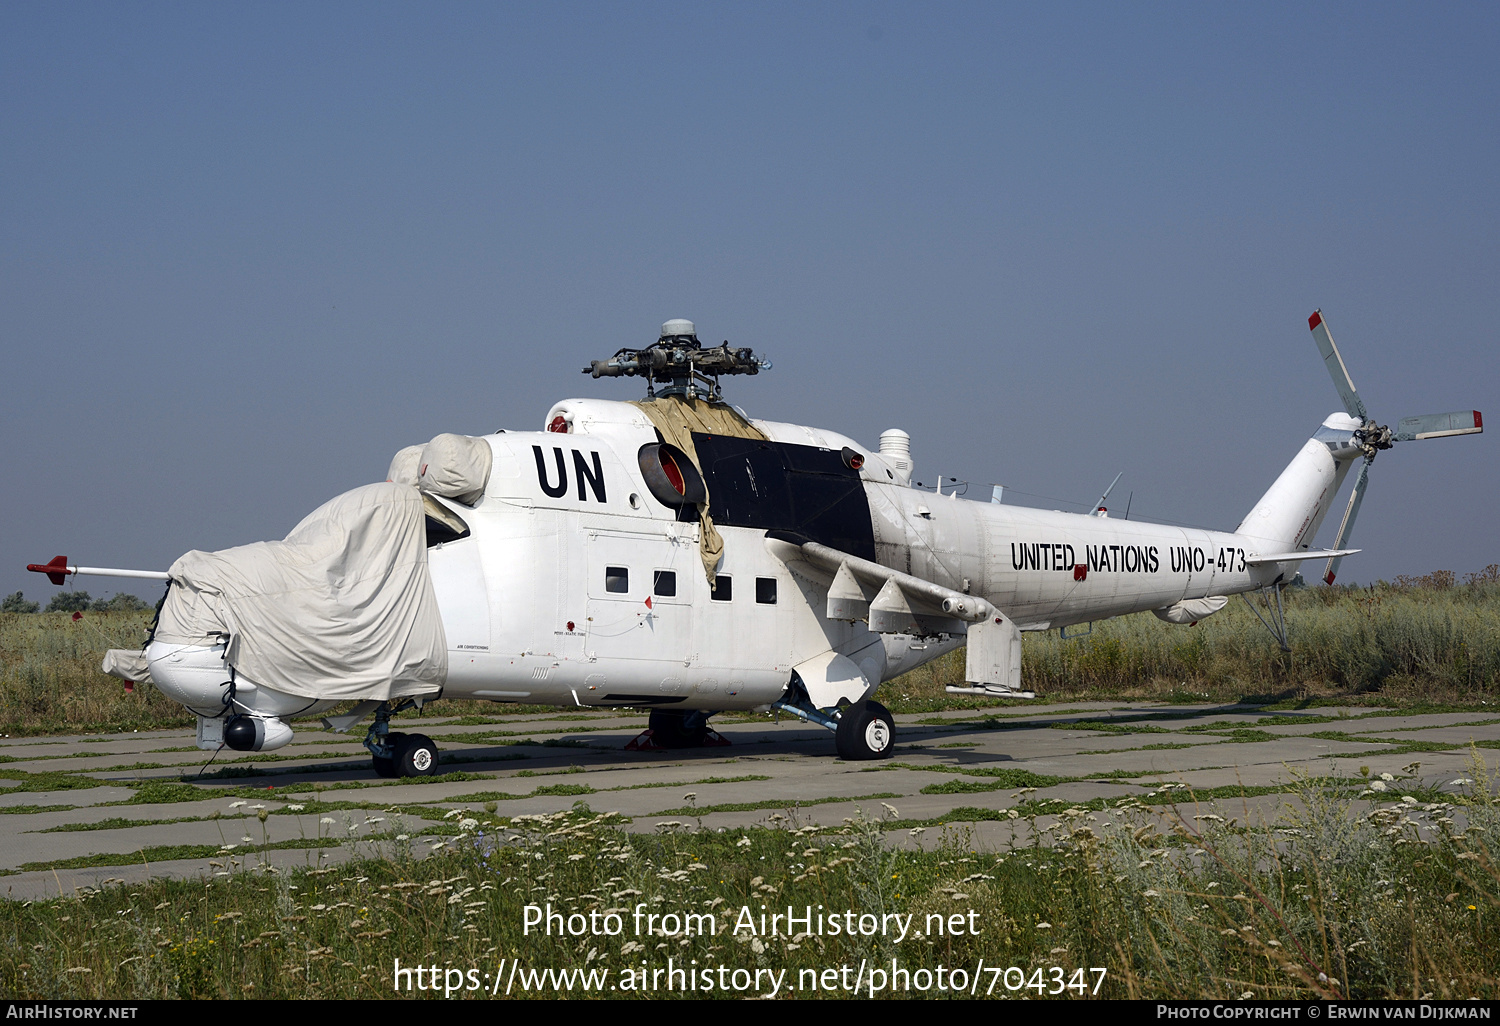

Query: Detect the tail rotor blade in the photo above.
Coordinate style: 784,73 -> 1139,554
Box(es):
1395,410 -> 1483,442
1308,310 -> 1367,421
1322,460 -> 1370,585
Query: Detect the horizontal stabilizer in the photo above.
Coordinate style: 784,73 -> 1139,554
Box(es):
1396,410 -> 1482,441
1245,548 -> 1360,566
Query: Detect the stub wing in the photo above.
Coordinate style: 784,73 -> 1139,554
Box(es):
788,538 -> 995,630
772,536 -> 1029,696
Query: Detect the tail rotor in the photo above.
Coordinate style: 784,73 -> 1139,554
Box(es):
1307,310 -> 1482,584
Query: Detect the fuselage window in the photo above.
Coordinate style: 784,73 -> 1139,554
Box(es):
654,570 -> 677,597
605,567 -> 629,594
756,577 -> 778,604
711,575 -> 733,601
423,494 -> 471,547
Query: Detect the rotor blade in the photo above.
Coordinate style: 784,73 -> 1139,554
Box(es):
1395,410 -> 1483,442
1322,460 -> 1370,585
1308,310 -> 1367,421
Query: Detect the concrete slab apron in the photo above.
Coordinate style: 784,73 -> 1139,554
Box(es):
2,702 -> 1497,901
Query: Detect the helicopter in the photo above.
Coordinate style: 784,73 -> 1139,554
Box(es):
28,314 -> 1482,774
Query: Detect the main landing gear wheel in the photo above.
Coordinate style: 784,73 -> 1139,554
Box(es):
394,733 -> 440,777
648,709 -> 709,749
835,700 -> 895,761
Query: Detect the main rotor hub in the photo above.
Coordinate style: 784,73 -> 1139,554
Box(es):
583,318 -> 771,402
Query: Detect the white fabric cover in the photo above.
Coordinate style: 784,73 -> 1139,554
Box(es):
152,482 -> 447,701
1152,596 -> 1229,625
387,444 -> 423,486
102,648 -> 153,686
417,433 -> 492,506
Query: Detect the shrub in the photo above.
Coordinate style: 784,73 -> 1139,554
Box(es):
1,592 -> 39,614
43,591 -> 92,613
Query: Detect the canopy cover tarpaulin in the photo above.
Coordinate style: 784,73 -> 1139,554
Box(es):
630,396 -> 768,582
417,433 -> 492,505
151,482 -> 447,701
386,444 -> 423,487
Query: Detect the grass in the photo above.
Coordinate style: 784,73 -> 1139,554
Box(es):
7,838 -> 346,875
879,765 -> 1068,788
5,576 -> 1497,740
920,779 -> 1008,794
0,804 -> 75,815
648,793 -> 904,817
1,754 -> 1495,1000
0,576 -> 1494,998
35,816 -> 209,833
881,578 -> 1500,714
0,769 -> 114,793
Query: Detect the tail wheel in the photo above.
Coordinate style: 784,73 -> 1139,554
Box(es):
395,733 -> 440,777
835,700 -> 895,761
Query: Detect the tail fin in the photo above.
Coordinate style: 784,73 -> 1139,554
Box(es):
1235,419 -> 1359,551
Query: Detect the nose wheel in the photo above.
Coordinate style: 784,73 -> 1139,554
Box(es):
364,702 -> 442,777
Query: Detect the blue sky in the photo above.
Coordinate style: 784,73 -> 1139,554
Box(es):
3,2 -> 1496,603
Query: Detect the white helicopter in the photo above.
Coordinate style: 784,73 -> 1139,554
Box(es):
28,314 -> 1482,774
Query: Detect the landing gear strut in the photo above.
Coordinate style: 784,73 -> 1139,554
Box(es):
770,675 -> 898,761
364,700 -> 441,778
